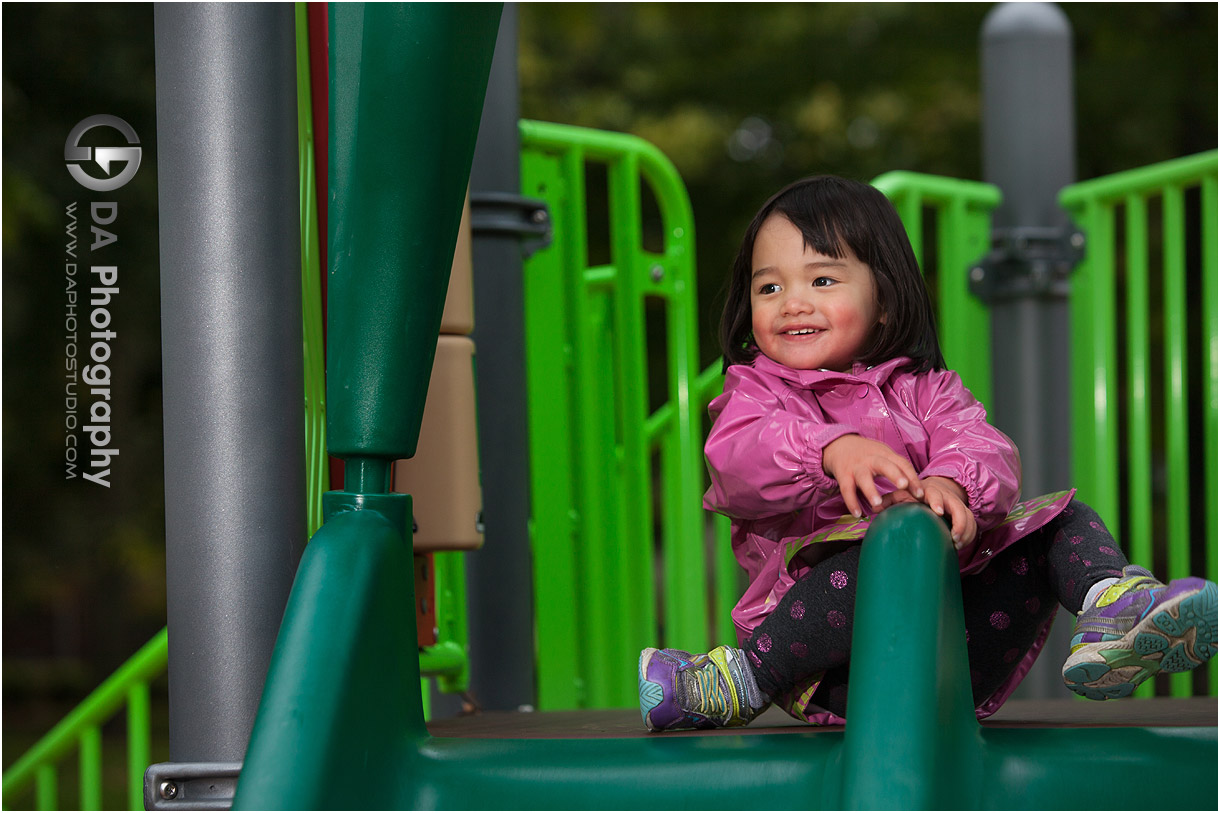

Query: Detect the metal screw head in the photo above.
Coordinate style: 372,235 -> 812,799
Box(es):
970,267 -> 985,283
531,208 -> 547,224
160,781 -> 178,801
1070,232 -> 1085,249
650,265 -> 665,282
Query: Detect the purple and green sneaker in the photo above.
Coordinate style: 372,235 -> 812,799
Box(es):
1062,565 -> 1217,700
638,646 -> 767,732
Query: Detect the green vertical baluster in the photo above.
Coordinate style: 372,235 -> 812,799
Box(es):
420,679 -> 432,721
78,727 -> 101,810
1099,202 -> 1123,540
565,145 -> 594,709
35,764 -> 57,811
579,277 -> 616,706
1124,195 -> 1155,699
126,682 -> 151,810
898,191 -> 925,269
571,151 -> 614,708
1070,199 -> 1120,535
938,196 -> 992,405
1161,185 -> 1192,698
1066,198 -> 1095,507
1162,185 -> 1189,580
434,551 -> 471,694
658,429 -> 685,645
522,146 -> 581,710
664,310 -> 708,650
667,238 -> 708,653
1124,195 -> 1153,569
1203,173 -> 1218,697
608,154 -> 653,694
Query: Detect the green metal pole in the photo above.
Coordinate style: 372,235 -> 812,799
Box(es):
326,2 -> 502,480
1124,194 -> 1153,571
127,683 -> 152,811
79,726 -> 102,810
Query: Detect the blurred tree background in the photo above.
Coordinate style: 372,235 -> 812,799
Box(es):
3,0 -> 1215,771
518,2 -> 1217,361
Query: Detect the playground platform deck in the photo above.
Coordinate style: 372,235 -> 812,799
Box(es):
428,697 -> 1217,739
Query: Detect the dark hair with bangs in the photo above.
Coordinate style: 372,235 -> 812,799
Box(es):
719,175 -> 945,374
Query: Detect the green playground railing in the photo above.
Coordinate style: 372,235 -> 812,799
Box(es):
519,119 -> 728,710
871,171 -> 1000,407
1060,150 -> 1219,698
1,631 -> 166,811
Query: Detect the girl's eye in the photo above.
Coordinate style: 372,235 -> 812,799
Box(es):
813,276 -> 836,287
757,282 -> 781,295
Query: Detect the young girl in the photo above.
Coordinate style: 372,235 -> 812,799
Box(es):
638,175 -> 1217,731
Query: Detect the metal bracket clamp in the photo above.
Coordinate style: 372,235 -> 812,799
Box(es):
144,762 -> 241,811
969,226 -> 1085,303
470,191 -> 552,258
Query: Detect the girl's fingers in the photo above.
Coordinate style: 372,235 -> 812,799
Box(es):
838,474 -> 863,518
899,462 -> 923,498
882,461 -> 910,493
947,499 -> 975,548
949,501 -> 965,545
854,471 -> 882,515
880,457 -> 921,498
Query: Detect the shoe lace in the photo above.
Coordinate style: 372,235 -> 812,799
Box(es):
687,660 -> 730,719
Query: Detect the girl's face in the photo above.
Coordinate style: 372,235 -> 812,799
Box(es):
750,213 -> 881,372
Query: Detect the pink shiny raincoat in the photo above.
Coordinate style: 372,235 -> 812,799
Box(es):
703,353 -> 1073,724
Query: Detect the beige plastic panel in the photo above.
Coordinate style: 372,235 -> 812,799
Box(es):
440,193 -> 474,335
394,335 -> 483,551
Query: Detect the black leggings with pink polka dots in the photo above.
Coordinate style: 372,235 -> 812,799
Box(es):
744,500 -> 1127,717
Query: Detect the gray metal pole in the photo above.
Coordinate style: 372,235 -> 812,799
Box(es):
460,2 -> 539,713
154,3 -> 304,762
980,1 -> 1077,699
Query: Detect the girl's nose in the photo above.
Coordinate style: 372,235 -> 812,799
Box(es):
781,291 -> 814,316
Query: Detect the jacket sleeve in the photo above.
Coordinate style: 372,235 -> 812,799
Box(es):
913,369 -> 1021,534
703,366 -> 857,520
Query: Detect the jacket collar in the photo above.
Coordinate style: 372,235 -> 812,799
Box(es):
749,352 -> 912,391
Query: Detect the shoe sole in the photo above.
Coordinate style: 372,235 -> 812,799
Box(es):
638,647 -> 665,731
1063,580 -> 1217,700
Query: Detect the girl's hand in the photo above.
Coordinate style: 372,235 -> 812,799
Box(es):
822,434 -> 923,520
916,476 -> 976,549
